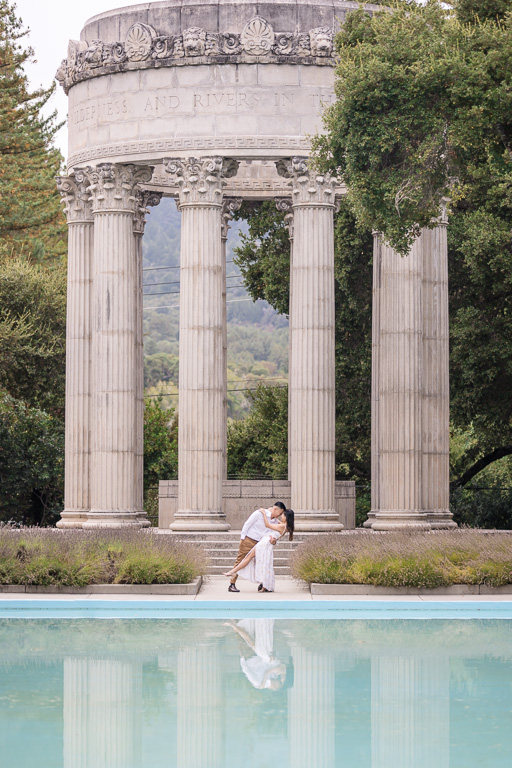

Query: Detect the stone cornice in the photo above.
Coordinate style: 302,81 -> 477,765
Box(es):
83,163 -> 154,214
163,157 -> 240,207
56,17 -> 335,93
276,157 -> 337,208
56,170 -> 93,223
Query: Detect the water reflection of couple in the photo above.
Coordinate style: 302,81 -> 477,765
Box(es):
224,503 -> 295,593
226,618 -> 293,691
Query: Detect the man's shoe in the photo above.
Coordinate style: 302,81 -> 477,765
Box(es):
258,584 -> 263,592
228,583 -> 240,593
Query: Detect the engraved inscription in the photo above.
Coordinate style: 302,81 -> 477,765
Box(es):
70,99 -> 128,125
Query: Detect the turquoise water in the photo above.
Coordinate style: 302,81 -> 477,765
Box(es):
0,615 -> 511,767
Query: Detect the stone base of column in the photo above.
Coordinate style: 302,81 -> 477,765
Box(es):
56,511 -> 88,529
170,511 -> 230,532
293,510 -> 344,533
426,510 -> 457,529
363,512 -> 376,528
370,511 -> 432,531
82,512 -> 150,529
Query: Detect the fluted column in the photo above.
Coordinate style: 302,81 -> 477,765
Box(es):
370,222 -> 454,530
421,209 -> 455,528
56,171 -> 93,528
63,658 -> 142,768
288,646 -> 335,768
371,234 -> 426,530
84,163 -> 153,528
371,654 -> 449,768
276,197 -> 294,482
164,157 -> 238,531
221,197 -> 242,479
177,644 -> 223,768
277,158 -> 341,531
366,232 -> 382,528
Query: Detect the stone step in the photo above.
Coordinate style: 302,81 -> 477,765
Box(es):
209,565 -> 292,576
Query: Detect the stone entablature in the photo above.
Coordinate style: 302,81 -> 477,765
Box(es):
56,17 -> 336,93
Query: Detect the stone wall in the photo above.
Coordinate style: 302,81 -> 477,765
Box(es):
159,479 -> 356,529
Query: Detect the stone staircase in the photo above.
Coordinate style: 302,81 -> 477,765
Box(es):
161,531 -> 312,575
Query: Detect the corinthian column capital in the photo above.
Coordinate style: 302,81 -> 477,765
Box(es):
56,170 -> 93,223
275,196 -> 294,239
221,197 -> 242,240
163,156 -> 239,207
276,157 -> 337,208
85,163 -> 154,214
133,189 -> 163,235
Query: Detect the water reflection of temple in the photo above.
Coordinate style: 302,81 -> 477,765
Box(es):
1,619 -> 511,767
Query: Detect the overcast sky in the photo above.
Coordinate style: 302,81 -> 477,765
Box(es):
15,0 -> 146,158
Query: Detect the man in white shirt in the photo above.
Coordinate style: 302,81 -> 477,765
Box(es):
228,501 -> 286,593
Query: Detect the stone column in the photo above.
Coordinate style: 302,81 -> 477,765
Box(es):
85,163 -> 153,528
56,171 -> 93,528
421,210 -> 455,528
221,197 -> 242,479
370,223 -> 454,530
371,234 -> 426,530
164,157 -> 238,531
276,158 -> 342,531
133,190 -> 163,514
276,197 -> 294,482
288,646 -> 335,768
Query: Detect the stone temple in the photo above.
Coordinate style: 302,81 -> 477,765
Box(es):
55,0 -> 456,532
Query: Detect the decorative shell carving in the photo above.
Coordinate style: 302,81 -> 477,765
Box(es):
240,16 -> 275,56
125,23 -> 156,61
56,16 -> 335,93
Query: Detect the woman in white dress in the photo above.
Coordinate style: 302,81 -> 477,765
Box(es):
223,508 -> 294,592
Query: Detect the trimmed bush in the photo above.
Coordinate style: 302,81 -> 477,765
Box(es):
291,530 -> 512,587
0,528 -> 206,586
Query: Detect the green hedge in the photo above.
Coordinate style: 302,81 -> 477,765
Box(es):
291,530 -> 512,588
0,528 -> 206,586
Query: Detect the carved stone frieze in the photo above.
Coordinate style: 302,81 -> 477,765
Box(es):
163,157 -> 239,206
56,16 -> 336,92
221,197 -> 243,240
276,157 -> 337,207
83,163 -> 154,213
56,170 -> 93,223
133,189 -> 163,235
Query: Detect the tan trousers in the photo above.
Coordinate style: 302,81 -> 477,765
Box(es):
230,536 -> 258,584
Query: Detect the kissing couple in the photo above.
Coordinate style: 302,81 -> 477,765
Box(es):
224,502 -> 295,593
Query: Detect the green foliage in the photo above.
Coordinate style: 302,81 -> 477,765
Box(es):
292,530 -> 512,587
0,254 -> 66,415
0,0 -> 66,262
233,201 -> 291,314
0,528 -> 206,586
0,392 -> 64,525
143,399 -> 179,494
227,384 -> 288,479
314,0 -> 512,255
233,198 -> 372,481
144,352 -> 179,389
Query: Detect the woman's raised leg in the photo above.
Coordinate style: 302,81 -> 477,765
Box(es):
223,545 -> 256,576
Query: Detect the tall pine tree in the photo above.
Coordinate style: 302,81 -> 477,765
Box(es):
0,0 -> 66,262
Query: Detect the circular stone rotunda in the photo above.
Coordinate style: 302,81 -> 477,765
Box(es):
56,0 -> 456,533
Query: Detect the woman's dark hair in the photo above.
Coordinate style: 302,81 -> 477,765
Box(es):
285,509 -> 294,541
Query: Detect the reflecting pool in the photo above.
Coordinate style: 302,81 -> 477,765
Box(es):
0,617 -> 511,768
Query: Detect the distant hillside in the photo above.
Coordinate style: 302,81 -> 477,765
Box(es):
142,198 -> 288,417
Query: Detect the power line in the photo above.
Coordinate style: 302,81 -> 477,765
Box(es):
145,383 -> 287,398
143,259 -> 235,272
143,297 -> 261,311
144,284 -> 247,297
